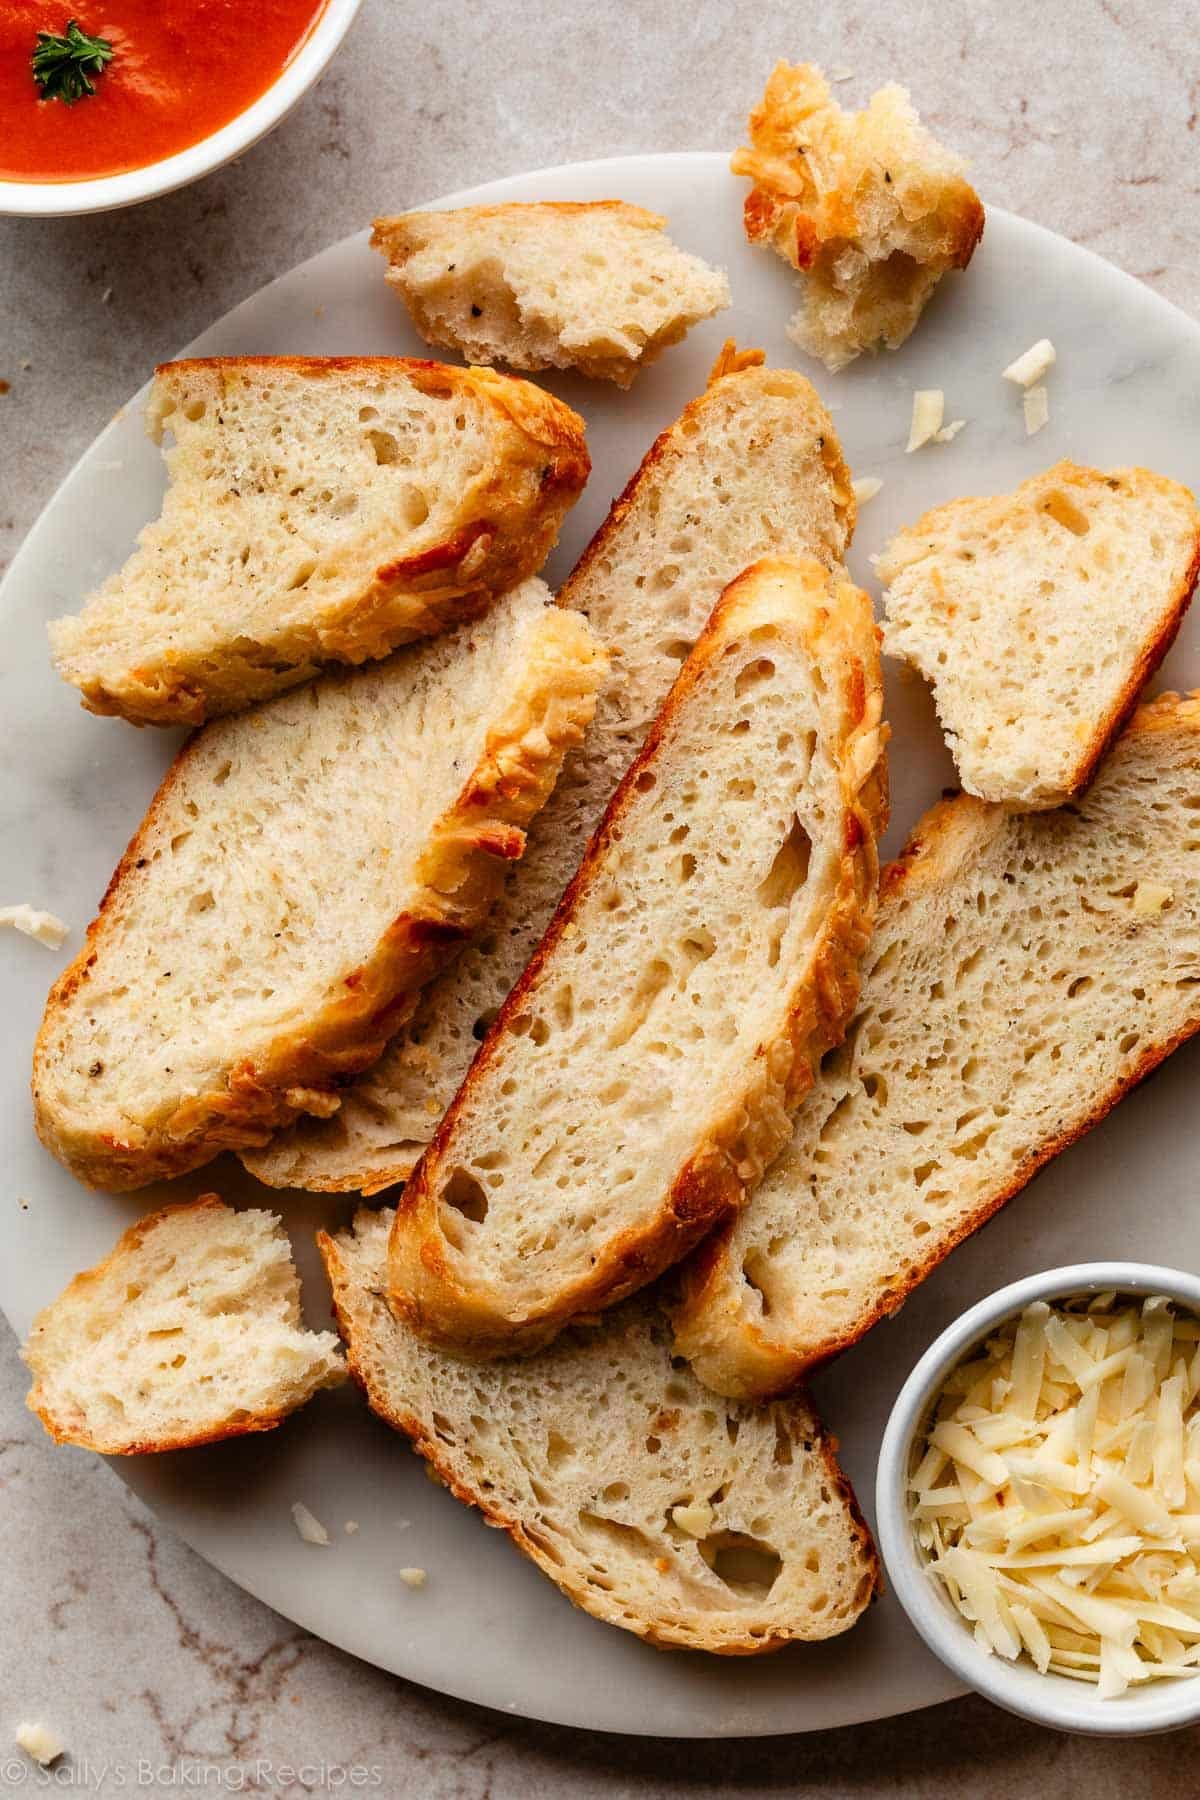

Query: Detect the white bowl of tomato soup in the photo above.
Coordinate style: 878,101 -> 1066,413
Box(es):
0,0 -> 362,215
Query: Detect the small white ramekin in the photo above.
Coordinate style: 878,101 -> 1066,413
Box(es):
0,0 -> 362,218
877,1261 -> 1200,1736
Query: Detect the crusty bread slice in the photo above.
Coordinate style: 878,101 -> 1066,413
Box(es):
34,585 -> 605,1192
242,345 -> 857,1196
371,202 -> 730,388
387,556 -> 886,1357
674,692 -> 1200,1399
320,1207 -> 879,1652
24,1196 -> 344,1453
732,63 -> 984,371
880,462 -> 1200,810
48,356 -> 590,726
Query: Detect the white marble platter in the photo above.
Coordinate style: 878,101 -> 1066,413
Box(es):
3,153 -> 1200,1736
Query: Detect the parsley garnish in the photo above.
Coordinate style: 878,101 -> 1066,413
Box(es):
32,19 -> 114,105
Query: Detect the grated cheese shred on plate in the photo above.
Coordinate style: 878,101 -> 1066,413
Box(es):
911,1294 -> 1200,1698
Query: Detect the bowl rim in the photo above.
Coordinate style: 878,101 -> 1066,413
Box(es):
876,1260 -> 1200,1737
0,0 -> 362,218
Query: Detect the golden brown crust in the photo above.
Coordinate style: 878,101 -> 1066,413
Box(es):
318,1224 -> 881,1653
32,614 -> 606,1192
678,691 -> 1200,1396
25,1196 -> 336,1454
387,555 -> 887,1356
62,358 -> 589,727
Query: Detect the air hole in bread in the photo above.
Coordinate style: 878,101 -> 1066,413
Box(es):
741,1248 -> 773,1317
699,1531 -> 782,1594
757,817 -> 813,911
287,560 -> 317,591
1041,491 -> 1091,536
546,1429 -> 575,1467
441,1168 -> 489,1224
366,429 -> 400,465
733,656 -> 776,697
577,1510 -> 656,1560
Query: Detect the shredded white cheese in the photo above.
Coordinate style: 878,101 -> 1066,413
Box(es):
830,65 -> 855,82
344,1519 -> 360,1536
1024,385 -> 1050,436
1003,338 -> 1057,387
671,1499 -> 715,1537
0,904 -> 69,949
852,475 -> 883,505
906,389 -> 945,453
290,1500 -> 330,1546
935,419 -> 967,444
398,1566 -> 427,1589
1132,881 -> 1174,916
911,1295 -> 1200,1696
16,1722 -> 63,1765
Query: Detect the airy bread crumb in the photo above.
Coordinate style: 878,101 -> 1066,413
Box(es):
320,1208 -> 880,1651
372,202 -> 730,387
23,1197 -> 346,1454
880,461 -> 1200,808
733,63 -> 984,369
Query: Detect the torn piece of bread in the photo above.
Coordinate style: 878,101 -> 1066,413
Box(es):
48,356 -> 590,726
34,585 -> 605,1192
320,1207 -> 879,1652
732,63 -> 984,370
673,692 -> 1200,1399
371,202 -> 731,388
242,345 -> 856,1197
388,555 -> 886,1357
880,462 -> 1200,809
24,1197 -> 344,1453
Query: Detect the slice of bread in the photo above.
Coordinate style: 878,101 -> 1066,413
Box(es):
48,356 -> 590,726
387,556 -> 886,1357
241,345 -> 857,1196
371,202 -> 731,388
24,1196 -> 345,1453
34,585 -> 605,1192
880,462 -> 1200,810
732,63 -> 984,371
320,1207 -> 879,1652
674,692 -> 1200,1399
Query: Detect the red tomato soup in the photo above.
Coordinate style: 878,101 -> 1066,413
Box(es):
0,0 -> 328,183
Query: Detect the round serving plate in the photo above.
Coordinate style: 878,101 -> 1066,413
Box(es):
3,152 -> 1200,1737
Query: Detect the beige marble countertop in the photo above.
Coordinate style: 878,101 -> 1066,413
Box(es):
3,0 -> 1200,1788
